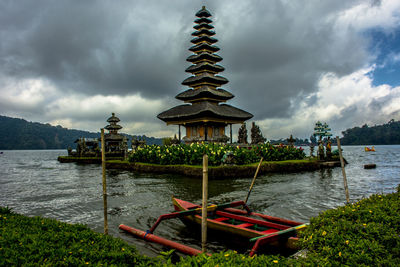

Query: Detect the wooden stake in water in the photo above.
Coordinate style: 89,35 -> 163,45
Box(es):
245,157 -> 263,204
336,136 -> 350,203
201,154 -> 208,253
101,129 -> 108,235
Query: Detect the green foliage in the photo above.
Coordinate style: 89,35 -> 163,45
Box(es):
173,251 -> 288,267
341,119 -> 400,145
129,143 -> 305,166
0,208 -> 156,266
162,137 -> 172,146
297,189 -> 400,266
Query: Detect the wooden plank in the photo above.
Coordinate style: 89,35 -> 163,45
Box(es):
215,210 -> 289,230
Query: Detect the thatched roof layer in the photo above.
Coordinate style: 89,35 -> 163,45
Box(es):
189,43 -> 219,53
195,17 -> 212,24
192,29 -> 215,36
176,87 -> 234,101
157,102 -> 253,122
193,23 -> 214,30
185,62 -> 224,73
186,52 -> 222,63
106,112 -> 120,123
182,73 -> 228,86
191,35 -> 217,44
195,6 -> 212,18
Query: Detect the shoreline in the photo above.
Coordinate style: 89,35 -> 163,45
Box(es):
58,156 -> 342,178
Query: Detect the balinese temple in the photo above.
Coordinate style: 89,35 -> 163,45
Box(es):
157,6 -> 253,143
104,113 -> 128,153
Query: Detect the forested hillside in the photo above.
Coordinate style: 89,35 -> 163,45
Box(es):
0,115 -> 162,150
341,119 -> 400,145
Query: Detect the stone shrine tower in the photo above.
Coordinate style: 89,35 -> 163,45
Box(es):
104,113 -> 127,152
157,6 -> 253,143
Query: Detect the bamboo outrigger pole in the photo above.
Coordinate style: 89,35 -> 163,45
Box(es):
101,129 -> 108,235
201,154 -> 208,253
336,136 -> 350,204
245,157 -> 263,204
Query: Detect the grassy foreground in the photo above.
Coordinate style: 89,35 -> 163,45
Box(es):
1,185 -> 399,266
0,207 -> 156,266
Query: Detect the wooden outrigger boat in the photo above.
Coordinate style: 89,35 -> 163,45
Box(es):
120,197 -> 307,256
173,198 -> 307,254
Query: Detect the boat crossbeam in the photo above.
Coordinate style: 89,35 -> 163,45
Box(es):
149,200 -> 249,234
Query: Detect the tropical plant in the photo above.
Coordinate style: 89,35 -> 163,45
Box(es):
129,142 -> 305,166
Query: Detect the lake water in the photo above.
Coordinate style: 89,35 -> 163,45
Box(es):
0,145 -> 399,256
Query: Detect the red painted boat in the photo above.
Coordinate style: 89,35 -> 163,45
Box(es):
172,197 -> 307,253
120,197 -> 307,256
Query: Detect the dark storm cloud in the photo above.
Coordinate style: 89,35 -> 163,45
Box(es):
214,1 -> 368,119
0,0 -> 196,98
1,0 -> 398,137
0,0 -> 367,104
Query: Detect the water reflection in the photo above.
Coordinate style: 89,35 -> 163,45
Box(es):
318,168 -> 333,180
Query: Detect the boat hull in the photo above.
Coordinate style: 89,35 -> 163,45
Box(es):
172,198 -> 305,249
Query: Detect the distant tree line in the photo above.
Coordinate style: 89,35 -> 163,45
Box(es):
340,119 -> 400,145
0,115 -> 162,150
2,115 -> 399,149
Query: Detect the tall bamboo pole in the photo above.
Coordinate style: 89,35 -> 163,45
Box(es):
201,154 -> 208,253
245,157 -> 263,204
336,136 -> 350,203
101,129 -> 108,235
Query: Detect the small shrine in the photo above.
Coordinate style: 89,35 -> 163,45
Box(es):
104,113 -> 128,154
69,138 -> 100,157
313,121 -> 332,141
157,6 -> 253,143
313,121 -> 332,160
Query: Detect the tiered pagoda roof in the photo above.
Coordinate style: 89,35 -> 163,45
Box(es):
105,113 -> 122,134
158,6 -> 252,126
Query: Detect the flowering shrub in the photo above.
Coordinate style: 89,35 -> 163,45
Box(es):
297,187 -> 400,266
128,143 -> 305,166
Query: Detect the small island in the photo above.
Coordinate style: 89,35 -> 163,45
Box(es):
58,7 -> 344,178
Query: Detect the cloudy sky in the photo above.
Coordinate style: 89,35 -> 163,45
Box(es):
1,0 -> 400,140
